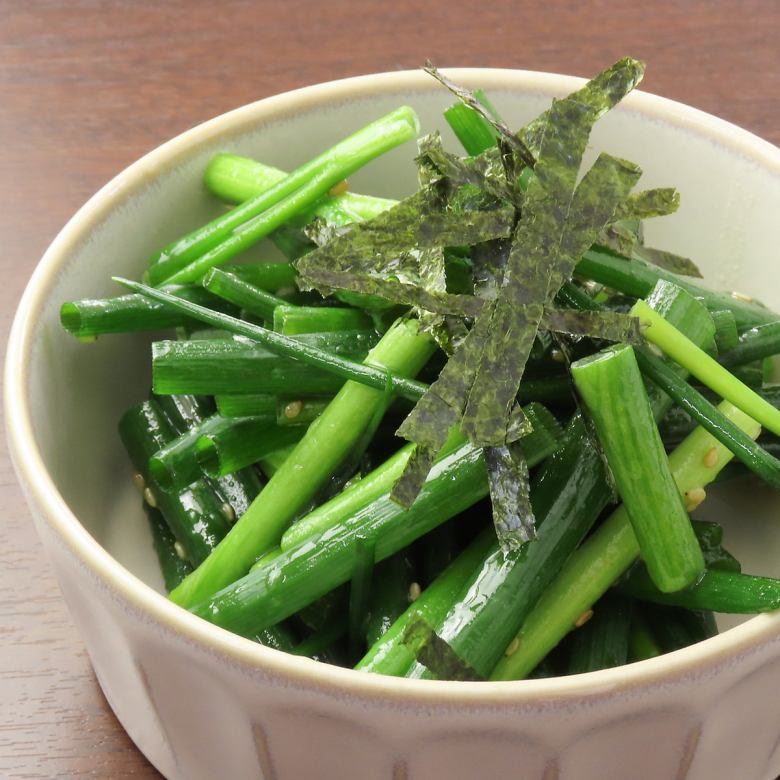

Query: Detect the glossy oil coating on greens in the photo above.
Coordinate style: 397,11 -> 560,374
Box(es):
59,56 -> 780,682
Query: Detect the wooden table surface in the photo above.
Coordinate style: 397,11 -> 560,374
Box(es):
1,1 -> 778,777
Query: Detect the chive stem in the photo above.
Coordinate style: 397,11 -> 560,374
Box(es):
632,298 -> 780,436
115,278 -> 430,403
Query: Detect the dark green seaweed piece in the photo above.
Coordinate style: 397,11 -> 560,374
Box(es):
402,615 -> 485,681
540,307 -> 643,344
520,58 -> 645,157
423,61 -> 535,169
453,152 -> 642,446
297,184 -> 514,292
612,188 -> 680,221
393,62 -> 644,519
416,132 -> 520,207
483,402 -> 563,546
633,245 -> 702,278
484,445 -> 533,545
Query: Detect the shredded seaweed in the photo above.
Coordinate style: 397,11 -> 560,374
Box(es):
296,184 -> 514,308
634,245 -> 702,277
417,132 -> 520,207
402,614 -> 485,681
393,60 -> 646,528
613,187 -> 680,221
540,307 -> 643,343
484,444 -> 534,546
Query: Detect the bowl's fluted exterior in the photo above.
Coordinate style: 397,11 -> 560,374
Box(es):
7,69 -> 780,780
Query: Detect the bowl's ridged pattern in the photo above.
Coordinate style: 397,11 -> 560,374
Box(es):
34,506 -> 780,780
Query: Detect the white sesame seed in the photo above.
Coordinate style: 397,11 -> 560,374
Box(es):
408,582 -> 421,602
174,541 -> 187,561
222,502 -> 235,522
702,447 -> 719,469
328,179 -> 349,197
504,637 -> 520,657
551,349 -> 566,363
731,290 -> 753,303
133,473 -> 146,493
575,609 -> 594,628
284,400 -> 303,419
685,487 -> 707,512
143,487 -> 157,508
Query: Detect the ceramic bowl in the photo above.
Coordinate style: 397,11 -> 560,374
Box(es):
6,69 -> 780,780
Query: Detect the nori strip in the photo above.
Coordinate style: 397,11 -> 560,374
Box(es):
395,61 -> 645,521
484,444 -> 534,545
540,307 -> 643,344
296,185 -> 514,300
519,57 -> 645,157
402,614 -> 485,681
297,267 -> 483,319
633,245 -> 702,278
416,132 -> 520,207
612,187 -> 680,221
460,151 -> 642,447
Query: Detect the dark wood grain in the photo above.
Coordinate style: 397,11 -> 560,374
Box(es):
1,1 -> 778,776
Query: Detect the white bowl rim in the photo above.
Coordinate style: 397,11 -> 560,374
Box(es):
6,66 -> 780,708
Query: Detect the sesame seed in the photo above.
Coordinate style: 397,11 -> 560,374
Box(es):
551,349 -> 566,363
702,447 -> 719,469
575,609 -> 594,628
133,473 -> 146,493
284,400 -> 303,419
685,487 -> 706,512
174,541 -> 187,561
143,487 -> 157,508
222,502 -> 235,522
408,582 -> 421,602
328,179 -> 349,197
731,290 -> 753,303
504,637 -> 520,657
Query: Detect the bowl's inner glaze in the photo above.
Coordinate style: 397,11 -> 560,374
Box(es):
26,76 -> 780,634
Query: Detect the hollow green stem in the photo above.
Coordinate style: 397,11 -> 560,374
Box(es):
356,528 -> 495,676
144,503 -> 192,592
188,429 -> 556,638
572,344 -> 704,592
632,298 -> 780,436
619,566 -> 780,613
152,107 -> 419,285
273,305 -> 372,335
202,269 -> 288,320
576,247 -> 776,329
170,318 -> 436,608
152,332 -> 375,396
115,278 -> 430,403
719,321 -> 780,369
635,347 -> 780,488
196,420 -> 303,478
490,401 -> 761,681
444,88 -> 500,156
60,287 -> 233,339
119,400 -> 233,566
221,261 -> 299,291
204,153 -> 396,223
215,393 -> 278,418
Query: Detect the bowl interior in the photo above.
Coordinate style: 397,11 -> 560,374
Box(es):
19,71 -> 780,635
